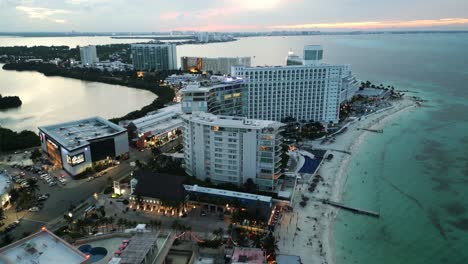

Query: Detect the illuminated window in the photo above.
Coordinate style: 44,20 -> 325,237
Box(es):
66,153 -> 85,166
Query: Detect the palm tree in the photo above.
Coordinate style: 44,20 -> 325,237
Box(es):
108,216 -> 114,231
252,234 -> 262,248
212,228 -> 224,239
262,232 -> 278,257
117,218 -> 124,231
0,208 -> 5,223
26,178 -> 39,195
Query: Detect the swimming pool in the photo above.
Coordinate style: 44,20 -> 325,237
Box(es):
78,245 -> 108,263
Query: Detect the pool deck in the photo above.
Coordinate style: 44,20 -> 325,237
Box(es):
82,237 -> 123,264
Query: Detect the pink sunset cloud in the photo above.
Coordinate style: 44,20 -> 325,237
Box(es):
269,18 -> 468,30
174,24 -> 260,32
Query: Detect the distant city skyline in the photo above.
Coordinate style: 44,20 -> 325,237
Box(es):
1,0 -> 468,32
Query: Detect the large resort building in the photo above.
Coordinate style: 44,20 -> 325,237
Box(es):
180,76 -> 244,116
232,45 -> 359,123
38,117 -> 129,176
182,112 -> 284,191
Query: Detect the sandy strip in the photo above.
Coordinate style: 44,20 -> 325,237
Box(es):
276,98 -> 418,264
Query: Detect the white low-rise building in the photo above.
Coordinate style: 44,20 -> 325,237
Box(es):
182,112 -> 284,191
126,104 -> 183,149
0,171 -> 12,207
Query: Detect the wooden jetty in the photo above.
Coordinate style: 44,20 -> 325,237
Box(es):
322,199 -> 380,218
357,128 -> 383,133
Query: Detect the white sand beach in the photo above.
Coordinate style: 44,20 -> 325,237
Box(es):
276,98 -> 418,264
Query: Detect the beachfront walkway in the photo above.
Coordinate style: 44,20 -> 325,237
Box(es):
275,99 -> 417,264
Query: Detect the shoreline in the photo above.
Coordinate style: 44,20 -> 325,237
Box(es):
277,98 -> 418,264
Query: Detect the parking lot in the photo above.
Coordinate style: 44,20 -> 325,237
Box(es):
0,159 -> 135,241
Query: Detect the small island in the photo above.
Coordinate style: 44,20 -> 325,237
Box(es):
0,94 -> 22,110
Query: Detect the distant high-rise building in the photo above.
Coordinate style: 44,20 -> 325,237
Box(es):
131,43 -> 177,71
181,56 -> 251,75
303,45 -> 323,66
286,50 -> 303,66
182,112 -> 284,191
79,45 -> 99,66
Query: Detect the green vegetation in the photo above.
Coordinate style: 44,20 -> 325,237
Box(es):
0,94 -> 22,110
0,45 -> 79,61
0,126 -> 40,152
0,44 -> 131,63
30,149 -> 42,160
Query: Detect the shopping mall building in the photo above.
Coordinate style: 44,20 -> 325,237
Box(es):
38,117 -> 129,176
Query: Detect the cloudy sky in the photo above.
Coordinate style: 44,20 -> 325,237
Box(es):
1,0 -> 468,32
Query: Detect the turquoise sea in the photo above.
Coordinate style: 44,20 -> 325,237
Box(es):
330,34 -> 468,264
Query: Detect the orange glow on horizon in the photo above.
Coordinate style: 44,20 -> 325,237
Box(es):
269,18 -> 468,30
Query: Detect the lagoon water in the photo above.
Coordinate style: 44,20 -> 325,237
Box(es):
0,65 -> 156,132
1,33 -> 468,263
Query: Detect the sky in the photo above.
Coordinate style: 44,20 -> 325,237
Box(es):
1,0 -> 468,32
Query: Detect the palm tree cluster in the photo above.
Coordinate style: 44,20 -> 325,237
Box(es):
8,179 -> 40,209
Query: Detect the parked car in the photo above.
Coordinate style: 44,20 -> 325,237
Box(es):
28,207 -> 40,212
49,181 -> 57,187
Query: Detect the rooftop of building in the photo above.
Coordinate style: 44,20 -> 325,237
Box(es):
133,168 -> 186,202
119,231 -> 159,264
182,112 -> 284,130
131,42 -> 174,47
182,56 -> 251,60
355,88 -> 389,97
0,172 -> 11,197
0,228 -> 88,264
183,185 -> 272,203
39,116 -> 126,151
275,254 -> 302,264
128,104 -> 183,134
181,76 -> 244,93
231,247 -> 265,264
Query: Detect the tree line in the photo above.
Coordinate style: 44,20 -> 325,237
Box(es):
0,126 -> 40,152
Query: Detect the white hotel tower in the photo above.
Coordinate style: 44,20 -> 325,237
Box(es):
182,112 -> 284,191
232,45 -> 357,123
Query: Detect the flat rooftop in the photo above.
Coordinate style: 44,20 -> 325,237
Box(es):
0,172 -> 11,197
0,228 -> 88,264
184,185 -> 272,203
182,112 -> 283,130
119,232 -> 159,264
231,247 -> 265,264
181,76 -> 243,93
129,104 -> 183,134
39,116 -> 126,151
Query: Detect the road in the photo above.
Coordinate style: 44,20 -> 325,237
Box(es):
1,148 -> 151,241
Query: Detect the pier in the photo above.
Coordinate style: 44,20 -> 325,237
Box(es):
328,149 -> 352,155
396,89 -> 419,93
322,199 -> 380,218
357,128 -> 383,133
